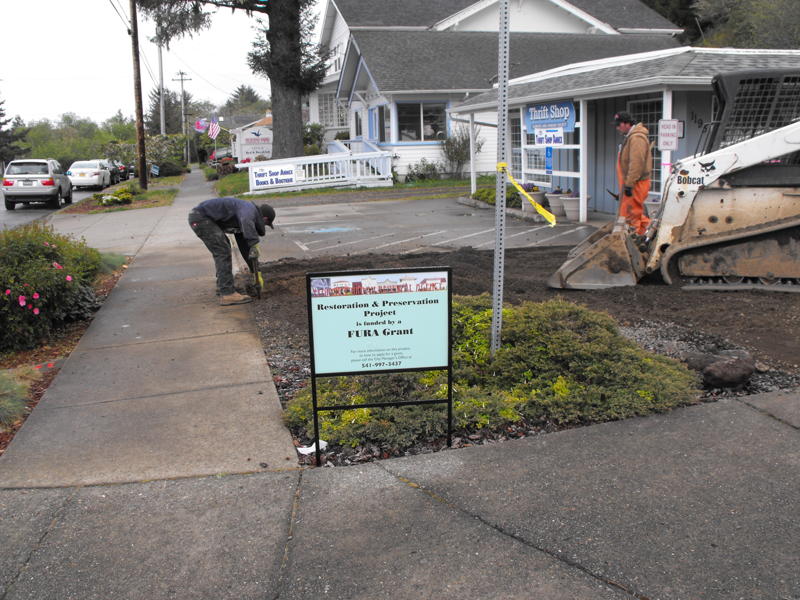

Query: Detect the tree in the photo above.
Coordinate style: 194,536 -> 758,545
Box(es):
136,0 -> 326,159
692,0 -> 800,48
0,100 -> 26,164
145,88 -> 188,135
102,111 -> 137,143
639,0 -> 701,42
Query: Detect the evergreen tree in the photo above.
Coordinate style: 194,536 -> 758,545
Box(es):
0,100 -> 26,164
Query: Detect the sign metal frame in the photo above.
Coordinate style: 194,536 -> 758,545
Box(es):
306,267 -> 453,465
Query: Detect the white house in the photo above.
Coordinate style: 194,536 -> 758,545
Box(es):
309,0 -> 681,177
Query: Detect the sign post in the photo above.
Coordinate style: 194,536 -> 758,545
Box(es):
306,267 -> 452,465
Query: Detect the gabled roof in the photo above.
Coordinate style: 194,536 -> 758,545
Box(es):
451,47 -> 800,111
338,30 -> 679,99
330,0 -> 679,31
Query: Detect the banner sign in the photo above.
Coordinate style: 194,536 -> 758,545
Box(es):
534,127 -> 564,147
307,268 -> 450,375
525,101 -> 575,133
251,163 -> 303,190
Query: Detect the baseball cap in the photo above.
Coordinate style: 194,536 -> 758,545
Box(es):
259,203 -> 275,229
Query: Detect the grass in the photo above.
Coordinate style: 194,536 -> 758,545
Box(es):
63,179 -> 182,214
213,169 -> 495,198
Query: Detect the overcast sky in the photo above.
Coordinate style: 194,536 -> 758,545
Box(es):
0,0 -> 318,125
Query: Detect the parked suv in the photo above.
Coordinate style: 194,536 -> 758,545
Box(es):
3,159 -> 73,210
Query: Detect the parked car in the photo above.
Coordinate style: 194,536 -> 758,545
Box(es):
2,158 -> 73,210
67,160 -> 111,190
108,160 -> 128,182
99,159 -> 119,185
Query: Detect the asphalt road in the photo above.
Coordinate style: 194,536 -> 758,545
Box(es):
0,188 -> 95,229
266,196 -> 598,259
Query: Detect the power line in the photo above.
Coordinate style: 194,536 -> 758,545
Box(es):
139,49 -> 159,88
167,49 -> 240,96
107,0 -> 130,31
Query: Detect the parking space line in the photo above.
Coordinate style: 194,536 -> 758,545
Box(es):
355,230 -> 447,253
475,224 -> 552,248
523,225 -> 590,246
313,232 -> 396,252
294,240 -> 310,252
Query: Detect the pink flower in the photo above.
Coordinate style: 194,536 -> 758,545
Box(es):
66,275 -> 73,282
4,289 -> 9,295
18,295 -> 26,306
27,304 -> 32,310
33,292 -> 40,299
23,283 -> 29,287
33,308 -> 40,315
43,241 -> 50,246
53,262 -> 63,269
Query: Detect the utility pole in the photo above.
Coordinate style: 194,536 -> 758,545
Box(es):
158,38 -> 166,135
173,70 -> 191,163
129,0 -> 147,190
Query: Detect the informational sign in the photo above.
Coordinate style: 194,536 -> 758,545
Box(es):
545,146 -> 553,175
150,164 -> 160,177
251,163 -> 303,190
534,127 -> 564,147
524,101 -> 575,133
658,119 -> 683,151
307,268 -> 450,376
236,125 -> 273,160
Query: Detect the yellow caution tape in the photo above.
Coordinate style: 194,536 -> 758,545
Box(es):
496,162 -> 557,227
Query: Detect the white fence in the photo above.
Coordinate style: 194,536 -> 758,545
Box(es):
237,149 -> 393,194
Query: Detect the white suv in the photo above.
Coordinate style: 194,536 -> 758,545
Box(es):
3,159 -> 73,210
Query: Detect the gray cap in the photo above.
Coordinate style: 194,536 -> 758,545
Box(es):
259,203 -> 275,229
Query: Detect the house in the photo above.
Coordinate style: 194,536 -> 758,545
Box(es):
449,46 -> 800,218
309,0 -> 681,177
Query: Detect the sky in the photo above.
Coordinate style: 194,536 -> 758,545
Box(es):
0,0 -> 319,125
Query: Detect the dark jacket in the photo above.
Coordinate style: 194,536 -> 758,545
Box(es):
193,197 -> 266,248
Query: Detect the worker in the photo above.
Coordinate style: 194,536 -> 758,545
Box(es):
613,111 -> 652,236
188,197 -> 275,305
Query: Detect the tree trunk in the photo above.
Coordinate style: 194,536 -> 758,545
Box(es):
271,80 -> 304,159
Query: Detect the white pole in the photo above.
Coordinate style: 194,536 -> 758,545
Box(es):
661,88 -> 673,198
469,113 -> 477,195
490,0 -> 510,356
579,99 -> 588,222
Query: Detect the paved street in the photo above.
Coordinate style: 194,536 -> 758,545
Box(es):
1,188 -> 95,229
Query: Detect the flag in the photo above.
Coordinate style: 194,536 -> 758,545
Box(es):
208,117 -> 221,140
193,118 -> 208,133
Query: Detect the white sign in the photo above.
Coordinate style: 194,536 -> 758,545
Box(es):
658,119 -> 681,151
534,127 -> 564,147
251,163 -> 303,190
236,126 -> 273,160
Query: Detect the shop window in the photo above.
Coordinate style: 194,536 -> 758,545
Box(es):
627,98 -> 663,192
398,103 -> 446,141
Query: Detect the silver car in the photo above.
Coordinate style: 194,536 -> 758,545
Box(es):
3,158 -> 73,210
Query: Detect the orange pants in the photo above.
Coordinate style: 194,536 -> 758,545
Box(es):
616,162 -> 651,235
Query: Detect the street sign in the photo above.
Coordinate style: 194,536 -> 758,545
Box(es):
658,119 -> 682,151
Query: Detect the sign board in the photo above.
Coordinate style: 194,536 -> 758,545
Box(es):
150,164 -> 160,177
524,101 -> 575,133
545,146 -> 553,175
307,268 -> 450,375
251,163 -> 304,190
236,125 -> 273,160
534,127 -> 564,147
658,119 -> 683,151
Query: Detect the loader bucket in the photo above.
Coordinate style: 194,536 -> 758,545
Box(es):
547,220 -> 647,289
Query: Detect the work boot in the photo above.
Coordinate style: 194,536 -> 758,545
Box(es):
219,291 -> 253,306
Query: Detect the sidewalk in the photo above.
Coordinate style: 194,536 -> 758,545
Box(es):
0,172 -> 798,599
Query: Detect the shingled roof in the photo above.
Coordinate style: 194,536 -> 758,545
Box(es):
333,0 -> 679,31
452,48 -> 800,111
343,30 -> 679,94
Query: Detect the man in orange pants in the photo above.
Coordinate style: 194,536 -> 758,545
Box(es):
614,111 -> 652,236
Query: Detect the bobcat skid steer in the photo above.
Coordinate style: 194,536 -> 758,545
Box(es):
548,70 -> 800,292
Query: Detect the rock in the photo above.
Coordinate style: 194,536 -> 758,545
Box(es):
702,357 -> 755,389
682,351 -> 720,372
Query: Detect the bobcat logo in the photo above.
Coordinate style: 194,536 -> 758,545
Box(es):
698,160 -> 716,174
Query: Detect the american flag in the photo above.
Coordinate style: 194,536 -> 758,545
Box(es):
208,117 -> 221,140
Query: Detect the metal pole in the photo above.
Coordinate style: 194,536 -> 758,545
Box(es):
490,0 -> 510,356
469,113 -> 477,195
173,71 -> 191,163
129,0 -> 147,190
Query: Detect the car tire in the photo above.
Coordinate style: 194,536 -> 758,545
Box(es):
47,189 -> 63,210
64,186 -> 73,205
4,197 -> 14,211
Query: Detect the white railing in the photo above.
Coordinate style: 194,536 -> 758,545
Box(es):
238,150 -> 393,194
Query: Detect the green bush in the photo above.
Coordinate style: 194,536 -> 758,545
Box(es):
156,160 -> 185,177
405,158 -> 443,182
285,296 -> 699,451
471,185 -> 520,207
0,224 -> 102,352
304,143 -> 321,156
94,189 -> 134,206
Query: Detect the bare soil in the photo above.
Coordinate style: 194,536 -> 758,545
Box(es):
254,246 -> 800,409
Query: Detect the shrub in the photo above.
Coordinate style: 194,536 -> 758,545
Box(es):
334,131 -> 350,141
202,165 -> 219,181
304,144 -> 321,156
216,158 -> 237,177
0,224 -> 102,352
440,124 -> 484,176
0,371 -> 26,429
156,160 -> 185,177
284,296 -> 699,451
254,154 -> 269,162
405,158 -> 443,182
471,185 -> 519,207
94,189 -> 134,207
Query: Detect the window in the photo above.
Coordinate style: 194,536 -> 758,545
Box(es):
354,111 -> 362,137
397,103 -> 446,141
319,93 -> 348,128
377,105 -> 391,142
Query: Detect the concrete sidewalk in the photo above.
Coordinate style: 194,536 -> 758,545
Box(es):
0,172 -> 798,599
